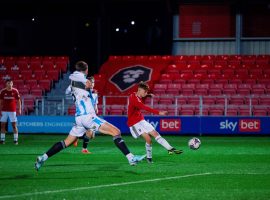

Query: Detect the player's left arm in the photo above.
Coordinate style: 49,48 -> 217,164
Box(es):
16,91 -> 22,115
17,99 -> 22,115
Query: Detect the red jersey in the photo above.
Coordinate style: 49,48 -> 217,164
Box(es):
0,88 -> 20,112
127,92 -> 159,127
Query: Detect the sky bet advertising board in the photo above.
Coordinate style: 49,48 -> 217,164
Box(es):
11,116 -> 270,135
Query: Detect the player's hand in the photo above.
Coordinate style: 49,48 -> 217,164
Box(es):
147,93 -> 155,98
159,111 -> 168,116
18,109 -> 22,115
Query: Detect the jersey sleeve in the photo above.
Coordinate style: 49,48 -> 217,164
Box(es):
65,85 -> 72,95
132,94 -> 159,115
0,90 -> 3,100
15,90 -> 20,99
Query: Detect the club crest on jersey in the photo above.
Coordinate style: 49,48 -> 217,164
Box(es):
110,65 -> 152,91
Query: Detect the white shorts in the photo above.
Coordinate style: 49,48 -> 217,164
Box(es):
69,115 -> 105,137
1,112 -> 17,122
129,120 -> 155,139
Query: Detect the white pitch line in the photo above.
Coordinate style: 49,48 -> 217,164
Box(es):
0,172 -> 211,199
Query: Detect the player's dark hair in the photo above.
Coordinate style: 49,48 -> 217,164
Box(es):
88,76 -> 95,82
5,78 -> 13,83
138,81 -> 149,91
75,61 -> 88,71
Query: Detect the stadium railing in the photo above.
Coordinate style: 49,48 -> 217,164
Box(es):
22,95 -> 270,117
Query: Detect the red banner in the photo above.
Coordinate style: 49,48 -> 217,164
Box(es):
99,59 -> 168,96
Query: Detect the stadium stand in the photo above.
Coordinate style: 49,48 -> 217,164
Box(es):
2,55 -> 268,116
73,54 -> 269,116
0,56 -> 69,114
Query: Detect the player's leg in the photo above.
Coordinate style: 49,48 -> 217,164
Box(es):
35,134 -> 78,171
9,112 -> 18,145
149,131 -> 183,154
81,130 -> 93,154
73,138 -> 78,147
97,120 -> 146,165
141,133 -> 153,163
35,123 -> 85,171
0,112 -> 8,144
11,122 -> 18,145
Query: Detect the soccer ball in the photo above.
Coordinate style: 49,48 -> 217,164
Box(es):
188,138 -> 201,150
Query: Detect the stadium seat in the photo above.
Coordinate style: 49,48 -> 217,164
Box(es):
209,109 -> 224,116
39,79 -> 51,91
194,108 -> 209,116
46,70 -> 59,81
19,88 -> 29,95
238,108 -> 251,116
34,70 -> 46,80
16,60 -> 30,70
159,95 -> 174,105
229,96 -> 245,105
187,97 -> 200,105
20,70 -> 33,80
42,61 -> 56,70
251,84 -> 265,95
31,89 -> 43,98
29,60 -> 43,71
223,84 -> 237,95
68,105 -> 76,115
180,84 -> 195,96
55,61 -> 68,73
179,108 -> 194,116
201,79 -> 214,84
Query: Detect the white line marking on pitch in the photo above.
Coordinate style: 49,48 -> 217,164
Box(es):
0,172 -> 211,199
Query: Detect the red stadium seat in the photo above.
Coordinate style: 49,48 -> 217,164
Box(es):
55,61 -> 68,73
159,95 -> 174,105
181,84 -> 195,96
29,60 -> 43,71
238,108 -> 251,116
39,79 -> 51,91
109,109 -> 124,115
179,108 -> 194,116
251,84 -> 265,95
42,61 -> 56,71
34,70 -> 46,80
209,109 -> 224,116
16,60 -> 30,70
187,97 -> 200,105
20,70 -> 33,80
46,70 -> 59,81
68,105 -> 76,115
31,89 -> 43,98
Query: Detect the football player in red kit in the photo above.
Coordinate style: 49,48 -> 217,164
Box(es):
0,79 -> 21,145
127,81 -> 183,163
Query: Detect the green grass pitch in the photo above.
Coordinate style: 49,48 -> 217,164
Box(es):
0,134 -> 270,200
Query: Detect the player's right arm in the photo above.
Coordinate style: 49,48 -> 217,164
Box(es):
0,99 -> 2,114
0,90 -> 3,114
131,94 -> 159,115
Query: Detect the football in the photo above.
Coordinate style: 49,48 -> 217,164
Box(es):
188,138 -> 201,150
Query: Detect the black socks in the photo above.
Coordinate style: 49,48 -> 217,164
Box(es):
113,135 -> 130,156
46,141 -> 66,158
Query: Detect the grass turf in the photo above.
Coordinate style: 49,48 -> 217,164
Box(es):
0,134 -> 270,200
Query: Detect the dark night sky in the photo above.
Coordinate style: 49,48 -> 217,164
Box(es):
0,0 -> 173,72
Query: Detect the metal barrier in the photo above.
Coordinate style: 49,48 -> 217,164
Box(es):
21,95 -> 270,116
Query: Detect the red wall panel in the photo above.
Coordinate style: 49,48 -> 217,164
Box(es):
179,5 -> 235,38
